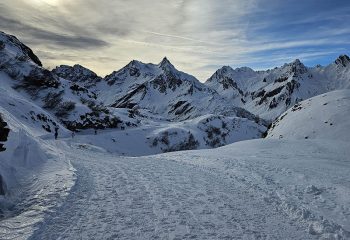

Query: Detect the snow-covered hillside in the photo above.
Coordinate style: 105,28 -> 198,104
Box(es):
0,31 -> 136,132
266,90 -> 350,141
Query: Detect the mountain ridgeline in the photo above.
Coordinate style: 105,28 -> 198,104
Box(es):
0,30 -> 349,151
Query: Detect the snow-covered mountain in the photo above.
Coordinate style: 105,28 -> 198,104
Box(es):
206,57 -> 350,120
266,90 -> 350,141
1,30 -> 349,141
92,57 -> 262,123
0,31 -> 137,132
0,31 -> 266,152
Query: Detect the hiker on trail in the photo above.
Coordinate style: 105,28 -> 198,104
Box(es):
54,127 -> 59,140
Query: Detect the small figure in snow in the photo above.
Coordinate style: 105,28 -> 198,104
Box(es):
94,129 -> 97,135
71,131 -> 75,139
54,127 -> 59,140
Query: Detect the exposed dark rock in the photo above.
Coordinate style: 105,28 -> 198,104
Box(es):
0,175 -> 6,195
15,68 -> 60,94
274,76 -> 289,83
0,114 -> 10,152
112,84 -> 147,108
52,64 -> 102,86
151,72 -> 183,93
258,86 -> 285,105
335,55 -> 350,67
63,114 -> 129,132
269,98 -> 278,109
169,101 -> 187,114
174,103 -> 192,116
55,101 -> 76,118
288,59 -> 308,76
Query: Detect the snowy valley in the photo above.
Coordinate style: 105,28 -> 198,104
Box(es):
0,31 -> 349,239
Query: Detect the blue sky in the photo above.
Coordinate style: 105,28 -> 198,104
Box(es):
1,0 -> 349,80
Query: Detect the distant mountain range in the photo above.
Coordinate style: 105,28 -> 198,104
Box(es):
0,30 -> 349,149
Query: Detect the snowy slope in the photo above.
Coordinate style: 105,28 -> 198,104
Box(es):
0,72 -> 68,137
16,138 -> 349,240
68,114 -> 265,156
0,106 -> 75,239
266,90 -> 350,141
207,56 -> 350,120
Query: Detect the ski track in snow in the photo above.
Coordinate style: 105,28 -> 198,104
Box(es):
25,140 -> 350,240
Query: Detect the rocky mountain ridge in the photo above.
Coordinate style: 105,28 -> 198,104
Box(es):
206,57 -> 350,120
0,30 -> 349,149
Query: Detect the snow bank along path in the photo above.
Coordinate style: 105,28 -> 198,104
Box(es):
28,138 -> 349,239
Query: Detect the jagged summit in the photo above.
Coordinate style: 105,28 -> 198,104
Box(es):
218,66 -> 234,73
292,59 -> 301,64
159,57 -> 176,71
125,59 -> 145,68
52,64 -> 102,86
207,66 -> 256,82
279,59 -> 308,76
283,59 -> 305,68
335,54 -> 350,67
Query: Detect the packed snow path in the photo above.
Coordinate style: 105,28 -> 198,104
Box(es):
29,139 -> 349,239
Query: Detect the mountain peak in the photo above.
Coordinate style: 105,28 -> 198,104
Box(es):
292,59 -> 301,65
160,56 -> 170,64
220,66 -> 234,73
159,57 -> 175,70
126,60 -> 144,68
72,64 -> 86,69
283,59 -> 303,67
52,64 -> 101,85
335,54 -> 350,67
282,59 -> 307,75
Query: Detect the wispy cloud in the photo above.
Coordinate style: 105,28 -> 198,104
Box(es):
1,0 -> 349,80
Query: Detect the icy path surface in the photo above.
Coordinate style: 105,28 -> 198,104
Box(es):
30,139 -> 350,240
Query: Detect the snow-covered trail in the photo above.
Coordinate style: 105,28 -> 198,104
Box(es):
25,140 -> 345,240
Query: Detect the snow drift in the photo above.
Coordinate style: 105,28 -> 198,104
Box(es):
0,107 -> 75,239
